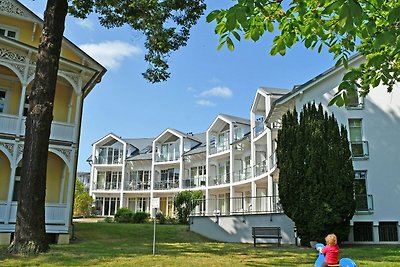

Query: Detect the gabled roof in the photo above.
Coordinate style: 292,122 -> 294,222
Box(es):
1,0 -> 106,97
218,113 -> 250,125
92,133 -> 125,146
123,137 -> 154,152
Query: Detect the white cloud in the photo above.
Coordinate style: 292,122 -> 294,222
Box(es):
76,19 -> 95,30
200,86 -> 233,98
196,99 -> 216,107
79,41 -> 142,70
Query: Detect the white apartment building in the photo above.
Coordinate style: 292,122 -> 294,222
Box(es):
89,54 -> 400,244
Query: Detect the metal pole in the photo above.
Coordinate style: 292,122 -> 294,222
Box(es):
153,207 -> 156,255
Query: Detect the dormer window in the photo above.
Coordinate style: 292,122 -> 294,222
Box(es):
0,25 -> 18,39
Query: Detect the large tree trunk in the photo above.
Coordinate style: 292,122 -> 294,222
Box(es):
8,0 -> 68,254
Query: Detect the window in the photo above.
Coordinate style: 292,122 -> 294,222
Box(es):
353,221 -> 373,241
0,90 -> 6,113
12,166 -> 21,201
354,171 -> 370,211
23,94 -> 29,116
345,87 -> 364,109
96,171 -> 121,190
0,26 -> 18,39
348,119 -> 368,158
379,222 -> 398,241
97,146 -> 123,164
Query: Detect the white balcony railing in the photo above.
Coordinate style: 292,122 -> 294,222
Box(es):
0,201 -> 6,223
0,114 -> 75,143
6,202 -> 67,225
0,114 -> 19,135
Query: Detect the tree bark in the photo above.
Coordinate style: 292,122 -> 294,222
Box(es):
8,0 -> 68,254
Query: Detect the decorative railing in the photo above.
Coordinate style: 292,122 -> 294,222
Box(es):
350,141 -> 369,159
153,180 -> 179,190
189,195 -> 283,216
20,118 -> 75,143
355,194 -> 374,212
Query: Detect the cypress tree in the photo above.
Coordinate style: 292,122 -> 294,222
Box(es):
277,103 -> 355,245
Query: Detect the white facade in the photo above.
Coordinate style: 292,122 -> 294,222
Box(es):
90,55 -> 400,244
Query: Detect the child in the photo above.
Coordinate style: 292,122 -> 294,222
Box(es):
317,233 -> 340,267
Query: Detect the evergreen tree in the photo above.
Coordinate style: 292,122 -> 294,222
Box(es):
277,103 -> 355,245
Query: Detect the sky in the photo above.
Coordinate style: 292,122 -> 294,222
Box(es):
20,1 -> 337,172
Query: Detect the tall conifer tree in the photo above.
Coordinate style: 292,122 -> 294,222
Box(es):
277,103 -> 355,245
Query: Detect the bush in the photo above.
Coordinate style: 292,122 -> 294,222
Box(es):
104,216 -> 113,223
156,212 -> 166,224
132,211 -> 149,223
114,208 -> 134,223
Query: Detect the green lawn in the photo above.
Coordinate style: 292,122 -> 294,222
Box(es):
1,223 -> 400,266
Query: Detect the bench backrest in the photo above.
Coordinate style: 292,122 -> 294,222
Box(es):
252,227 -> 281,236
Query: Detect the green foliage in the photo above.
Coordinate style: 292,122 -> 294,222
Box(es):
277,103 -> 355,245
104,216 -> 113,223
114,208 -> 134,223
132,211 -> 150,224
73,180 -> 93,218
208,0 -> 400,104
69,0 -> 206,83
174,190 -> 203,224
156,211 -> 166,224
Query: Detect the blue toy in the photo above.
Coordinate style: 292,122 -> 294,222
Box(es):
314,243 -> 357,267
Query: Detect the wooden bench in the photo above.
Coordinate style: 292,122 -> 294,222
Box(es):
252,226 -> 282,247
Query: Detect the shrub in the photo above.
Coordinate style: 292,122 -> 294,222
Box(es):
114,208 -> 134,223
104,216 -> 113,223
156,212 -> 166,224
132,211 -> 149,223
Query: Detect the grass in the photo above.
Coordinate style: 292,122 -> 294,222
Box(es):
1,222 -> 400,266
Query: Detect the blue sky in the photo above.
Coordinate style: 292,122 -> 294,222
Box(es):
21,1 -> 336,172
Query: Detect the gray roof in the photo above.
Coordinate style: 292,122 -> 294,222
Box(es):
258,87 -> 290,96
123,137 -> 154,151
127,153 -> 152,161
219,113 -> 250,125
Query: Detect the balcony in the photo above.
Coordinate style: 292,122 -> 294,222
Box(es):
153,180 -> 179,190
209,140 -> 230,155
254,159 -> 267,177
253,121 -> 265,138
209,173 -> 230,186
189,195 -> 283,216
350,141 -> 369,159
269,152 -> 277,170
0,114 -> 75,142
0,114 -> 18,135
93,181 -> 121,190
155,152 -> 180,162
355,194 -> 374,212
233,166 -> 252,182
94,156 -> 123,165
124,181 -> 150,191
4,202 -> 67,225
182,178 -> 206,189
